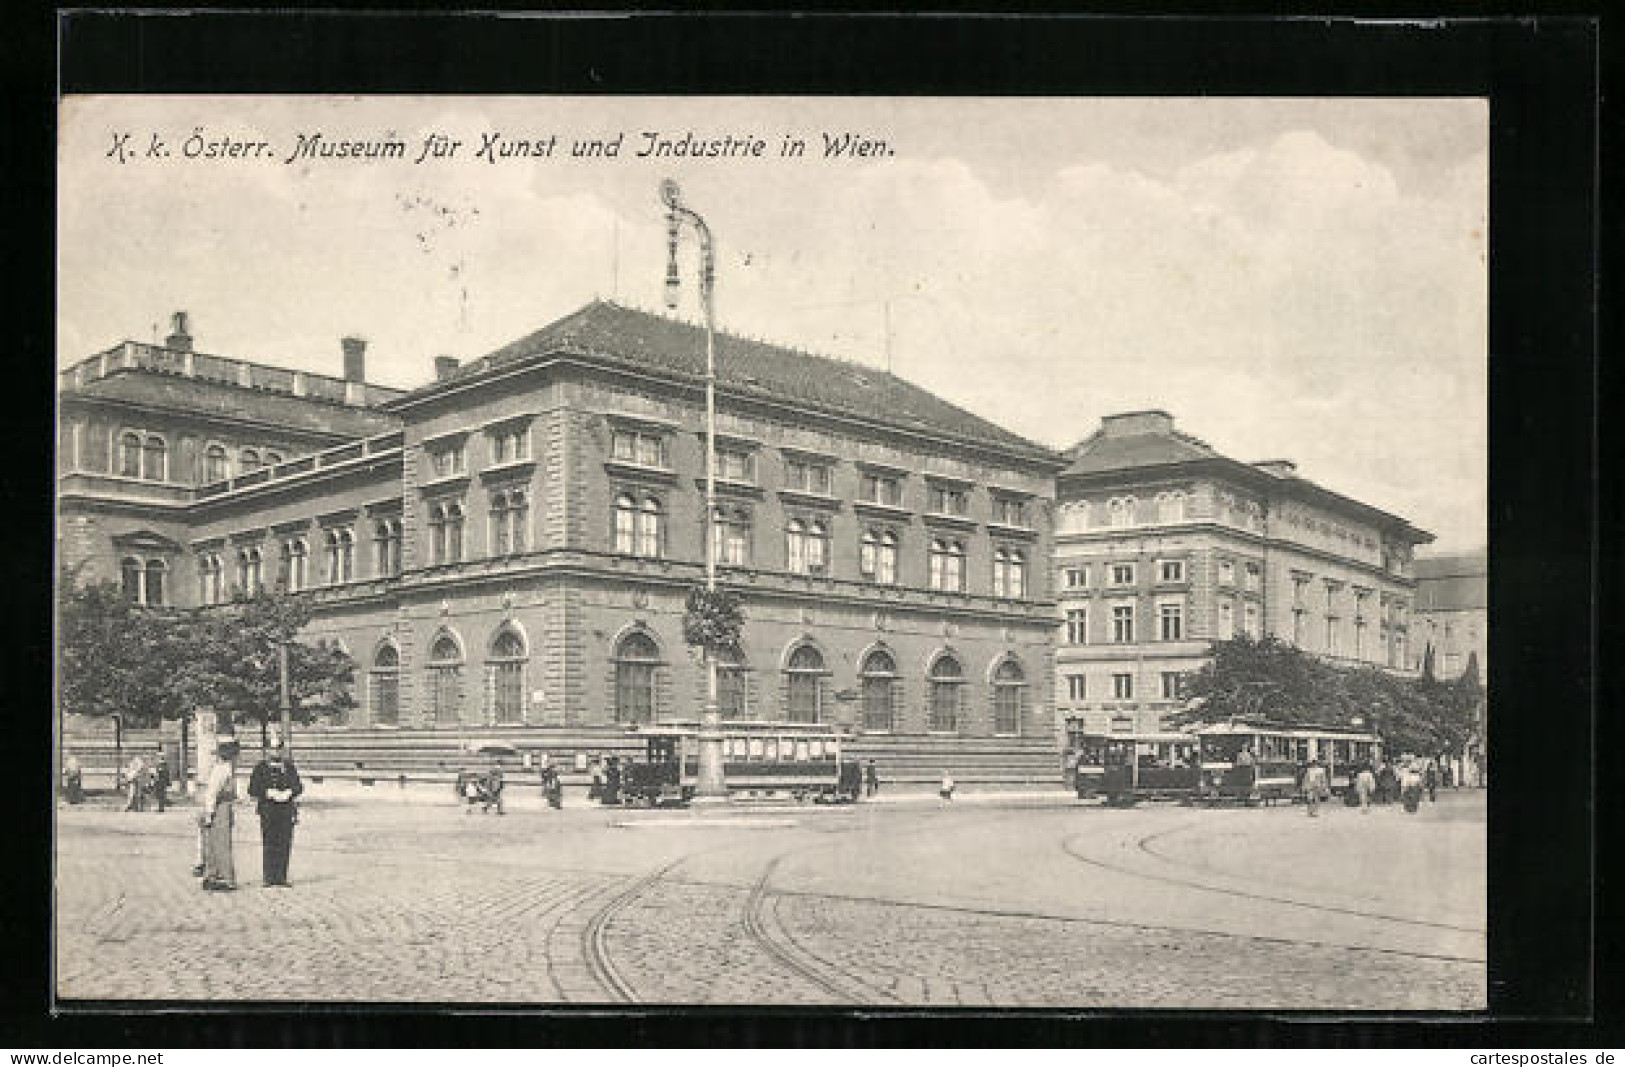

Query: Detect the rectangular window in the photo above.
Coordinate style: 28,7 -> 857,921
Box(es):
1111,563 -> 1136,586
1326,617 -> 1339,654
1218,599 -> 1235,640
1158,560 -> 1185,583
1159,602 -> 1183,641
1112,673 -> 1134,700
1161,672 -> 1181,700
1244,602 -> 1260,638
1112,604 -> 1135,644
785,458 -> 833,495
860,472 -> 902,506
1245,563 -> 1261,591
992,497 -> 1026,526
612,429 -> 667,468
1065,609 -> 1088,645
371,671 -> 399,726
1065,566 -> 1090,589
488,425 -> 529,465
927,485 -> 968,516
1067,675 -> 1086,701
429,443 -> 466,478
716,446 -> 754,483
1218,559 -> 1235,585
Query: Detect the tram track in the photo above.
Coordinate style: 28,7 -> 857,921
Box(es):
1059,825 -> 1485,962
742,853 -> 902,1006
579,855 -> 693,1003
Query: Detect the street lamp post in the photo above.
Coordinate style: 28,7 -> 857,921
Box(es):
661,178 -> 727,803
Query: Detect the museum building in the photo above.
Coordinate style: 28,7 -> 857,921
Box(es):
58,302 -> 1064,767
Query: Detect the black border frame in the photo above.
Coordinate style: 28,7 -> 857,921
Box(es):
5,7 -> 1604,1048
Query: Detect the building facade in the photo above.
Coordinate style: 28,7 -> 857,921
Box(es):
1051,411 -> 1434,734
1411,549 -> 1487,683
59,302 -> 1061,753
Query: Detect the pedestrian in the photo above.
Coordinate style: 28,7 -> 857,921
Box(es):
152,750 -> 171,813
938,770 -> 955,804
603,757 -> 621,806
1377,761 -> 1398,805
1301,756 -> 1329,818
1399,761 -> 1423,814
588,757 -> 604,802
456,766 -> 481,813
1441,759 -> 1455,790
62,755 -> 84,804
865,759 -> 880,798
1354,761 -> 1376,814
199,736 -> 240,891
1424,759 -> 1438,803
483,760 -> 505,815
545,766 -> 564,810
123,753 -> 147,812
247,736 -> 303,888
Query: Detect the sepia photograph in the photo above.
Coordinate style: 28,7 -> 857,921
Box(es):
54,94 -> 1488,1011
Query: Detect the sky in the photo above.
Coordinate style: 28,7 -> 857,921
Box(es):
58,96 -> 1486,553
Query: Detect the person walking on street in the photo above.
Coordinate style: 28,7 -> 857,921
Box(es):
603,757 -> 621,806
124,753 -> 147,812
1301,756 -> 1329,818
588,757 -> 604,802
1399,760 -> 1423,814
62,755 -> 84,804
152,750 -> 171,813
1424,759 -> 1438,803
483,760 -> 506,815
199,737 -> 240,891
938,770 -> 955,804
865,759 -> 880,798
248,738 -> 303,888
1354,761 -> 1377,813
1377,760 -> 1398,805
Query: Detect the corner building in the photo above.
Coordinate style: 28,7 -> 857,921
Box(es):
1052,411 -> 1434,734
59,303 -> 1063,777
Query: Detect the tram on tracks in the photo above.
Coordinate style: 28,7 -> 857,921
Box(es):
1196,722 -> 1383,805
1062,716 -> 1382,806
618,720 -> 863,806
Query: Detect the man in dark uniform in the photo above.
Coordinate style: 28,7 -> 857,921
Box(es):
247,737 -> 303,887
152,749 -> 171,812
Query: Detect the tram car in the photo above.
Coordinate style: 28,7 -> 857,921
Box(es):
1195,722 -> 1383,805
1098,732 -> 1201,805
619,721 -> 863,806
1061,719 -> 1109,798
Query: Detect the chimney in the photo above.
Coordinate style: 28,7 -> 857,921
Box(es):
341,336 -> 366,383
434,355 -> 460,381
1253,459 -> 1298,478
1099,410 -> 1175,437
164,311 -> 193,353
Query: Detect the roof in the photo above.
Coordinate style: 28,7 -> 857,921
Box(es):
1413,549 -> 1486,610
65,370 -> 402,441
1060,412 -> 1432,543
396,301 -> 1059,462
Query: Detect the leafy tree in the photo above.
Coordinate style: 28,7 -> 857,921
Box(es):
57,563 -> 184,727
57,567 -> 356,734
682,585 -> 744,656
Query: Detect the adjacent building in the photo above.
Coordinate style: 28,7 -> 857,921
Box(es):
1051,411 -> 1435,734
58,302 -> 1062,760
1412,548 -> 1487,683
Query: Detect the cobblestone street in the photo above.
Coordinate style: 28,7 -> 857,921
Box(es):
55,789 -> 1485,1009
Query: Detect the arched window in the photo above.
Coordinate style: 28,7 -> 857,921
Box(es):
614,493 -> 663,557
240,448 -> 261,475
236,546 -> 262,595
142,435 -> 167,482
203,443 -> 229,483
277,538 -> 308,592
427,633 -> 463,726
371,643 -> 400,726
785,645 -> 826,724
711,505 -> 750,566
804,520 -> 829,573
144,560 -> 166,606
1157,491 -> 1185,524
928,654 -> 964,733
786,518 -> 807,573
716,648 -> 747,720
861,528 -> 900,584
487,627 -> 527,726
198,554 -> 222,606
860,649 -> 898,732
638,498 -> 662,557
489,488 -> 529,557
119,433 -> 143,478
374,518 -> 402,577
325,528 -> 354,585
429,501 -> 465,564
1108,496 -> 1136,529
614,493 -> 637,553
785,518 -> 828,574
992,658 -> 1026,735
121,557 -> 143,603
614,631 -> 660,724
993,547 -> 1026,599
929,539 -> 965,592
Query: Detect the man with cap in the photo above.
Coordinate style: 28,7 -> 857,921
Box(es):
151,747 -> 171,813
199,732 -> 240,891
248,731 -> 303,887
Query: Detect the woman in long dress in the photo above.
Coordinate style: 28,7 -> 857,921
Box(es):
200,738 -> 240,891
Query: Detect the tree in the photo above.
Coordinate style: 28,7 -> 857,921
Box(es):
168,589 -> 357,733
57,563 -> 185,727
